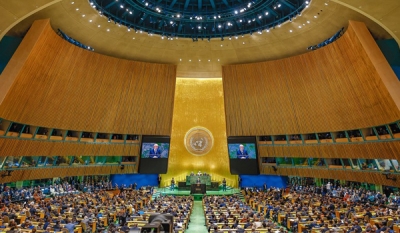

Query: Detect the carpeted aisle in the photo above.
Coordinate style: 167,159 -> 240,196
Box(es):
185,200 -> 207,233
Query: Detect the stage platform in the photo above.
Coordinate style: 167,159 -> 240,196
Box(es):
153,187 -> 242,200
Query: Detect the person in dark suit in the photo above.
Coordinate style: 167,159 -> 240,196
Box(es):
236,144 -> 249,159
149,144 -> 162,158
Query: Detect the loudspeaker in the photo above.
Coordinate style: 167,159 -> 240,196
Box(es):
120,165 -> 125,170
211,182 -> 219,188
272,166 -> 277,171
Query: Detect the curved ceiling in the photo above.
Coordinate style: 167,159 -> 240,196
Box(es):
91,0 -> 306,39
0,0 -> 398,77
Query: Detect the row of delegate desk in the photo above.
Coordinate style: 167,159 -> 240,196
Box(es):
245,191 -> 400,233
0,189 -> 192,233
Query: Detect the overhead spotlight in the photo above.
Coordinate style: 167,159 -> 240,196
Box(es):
218,25 -> 222,28
120,4 -> 124,8
129,11 -> 133,14
161,35 -> 164,39
145,2 -> 148,6
305,1 -> 309,4
278,4 -> 281,7
90,2 -> 93,5
235,36 -> 238,39
177,14 -> 180,18
221,36 -> 224,41
128,27 -> 131,31
258,15 -> 262,19
229,36 -> 232,40
234,10 -> 238,14
266,29 -> 270,32
108,18 -> 111,22
265,11 -> 269,15
218,15 -> 221,18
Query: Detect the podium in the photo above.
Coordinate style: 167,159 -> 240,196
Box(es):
190,183 -> 206,194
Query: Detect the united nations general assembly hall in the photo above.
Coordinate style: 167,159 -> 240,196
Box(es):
0,0 -> 400,232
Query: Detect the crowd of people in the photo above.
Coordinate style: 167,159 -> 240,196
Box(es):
0,179 -> 192,233
204,194 -> 288,233
243,184 -> 400,233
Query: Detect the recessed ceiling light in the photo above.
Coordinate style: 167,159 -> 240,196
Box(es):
289,30 -> 292,32
220,44 -> 223,47
89,20 -> 92,22
71,1 -> 74,4
217,59 -> 220,61
242,42 -> 245,44
208,60 -> 210,62
198,59 -> 201,62
132,37 -> 135,39
314,15 -> 317,18
325,3 -> 328,5
179,59 -> 182,61
189,59 -> 191,62
76,8 -> 79,11
298,26 -> 301,28
307,21 -> 310,23
98,25 -> 101,27
82,14 -> 85,17
107,29 -> 110,31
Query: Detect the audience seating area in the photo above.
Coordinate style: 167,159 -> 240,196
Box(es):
0,182 -> 193,233
244,186 -> 400,233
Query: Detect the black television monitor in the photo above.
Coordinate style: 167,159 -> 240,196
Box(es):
139,136 -> 170,174
227,136 -> 259,175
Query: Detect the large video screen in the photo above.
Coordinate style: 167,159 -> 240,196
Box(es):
141,143 -> 170,158
228,143 -> 257,159
139,136 -> 170,174
228,136 -> 259,175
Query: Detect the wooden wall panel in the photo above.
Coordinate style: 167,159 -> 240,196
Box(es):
259,141 -> 400,161
0,138 -> 140,156
262,166 -> 400,187
223,21 -> 400,136
0,165 -> 136,183
0,19 -> 176,135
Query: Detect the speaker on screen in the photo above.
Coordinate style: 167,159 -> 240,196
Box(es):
227,136 -> 259,175
139,136 -> 170,174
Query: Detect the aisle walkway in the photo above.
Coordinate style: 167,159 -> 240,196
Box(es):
186,200 -> 207,233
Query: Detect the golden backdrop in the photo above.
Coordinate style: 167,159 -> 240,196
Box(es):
161,78 -> 237,187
